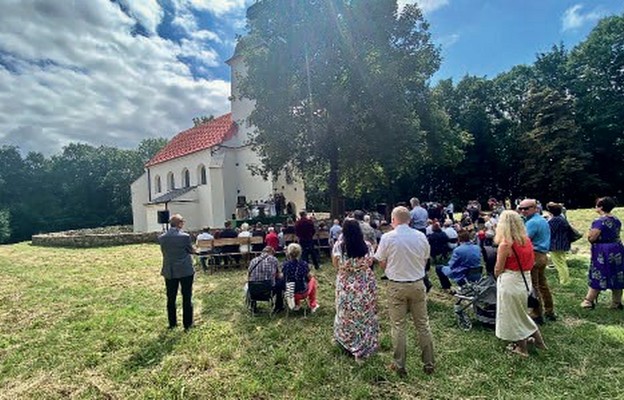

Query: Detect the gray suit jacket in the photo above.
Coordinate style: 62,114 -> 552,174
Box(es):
159,228 -> 195,279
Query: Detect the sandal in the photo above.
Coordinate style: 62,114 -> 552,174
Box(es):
506,342 -> 528,358
580,298 -> 595,309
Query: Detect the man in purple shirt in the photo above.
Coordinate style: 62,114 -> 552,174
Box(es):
295,211 -> 320,269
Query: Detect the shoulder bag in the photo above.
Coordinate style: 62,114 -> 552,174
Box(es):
511,245 -> 540,309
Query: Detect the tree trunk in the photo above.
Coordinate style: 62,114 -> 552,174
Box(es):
328,137 -> 342,218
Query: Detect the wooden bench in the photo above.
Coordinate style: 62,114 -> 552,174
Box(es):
195,236 -> 264,273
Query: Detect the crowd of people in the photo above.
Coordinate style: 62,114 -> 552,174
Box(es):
158,195 -> 623,374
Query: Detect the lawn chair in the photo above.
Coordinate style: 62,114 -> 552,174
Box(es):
245,280 -> 275,317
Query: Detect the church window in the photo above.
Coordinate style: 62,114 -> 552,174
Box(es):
182,168 -> 190,188
167,172 -> 175,190
198,165 -> 207,185
154,175 -> 161,193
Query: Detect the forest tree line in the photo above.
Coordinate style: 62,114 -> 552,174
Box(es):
0,10 -> 622,243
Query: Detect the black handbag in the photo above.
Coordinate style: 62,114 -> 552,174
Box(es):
568,224 -> 583,243
512,246 -> 540,309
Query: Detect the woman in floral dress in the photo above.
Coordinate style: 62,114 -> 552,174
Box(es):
581,197 -> 624,309
332,219 -> 379,362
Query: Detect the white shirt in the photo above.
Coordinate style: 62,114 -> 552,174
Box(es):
443,227 -> 458,249
238,231 -> 252,253
374,224 -> 430,281
196,232 -> 214,252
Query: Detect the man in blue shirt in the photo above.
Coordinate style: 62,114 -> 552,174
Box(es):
329,219 -> 342,247
519,198 -> 555,323
435,230 -> 482,291
409,197 -> 429,233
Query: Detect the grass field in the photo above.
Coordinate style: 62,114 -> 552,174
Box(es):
0,208 -> 623,399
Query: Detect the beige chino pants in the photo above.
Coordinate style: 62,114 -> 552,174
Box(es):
387,280 -> 435,370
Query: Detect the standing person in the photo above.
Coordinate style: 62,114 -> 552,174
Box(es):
332,219 -> 379,362
493,211 -> 546,357
518,199 -> 555,323
329,219 -> 343,247
354,210 -> 377,248
374,206 -> 435,376
159,214 -> 195,330
546,202 -> 572,285
409,197 -> 428,234
295,211 -> 320,270
581,197 -> 624,309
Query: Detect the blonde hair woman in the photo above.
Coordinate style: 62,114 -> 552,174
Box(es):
494,211 -> 547,357
238,222 -> 252,254
282,243 -> 319,312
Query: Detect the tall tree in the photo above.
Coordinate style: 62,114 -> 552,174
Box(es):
239,0 -> 455,215
568,14 -> 624,199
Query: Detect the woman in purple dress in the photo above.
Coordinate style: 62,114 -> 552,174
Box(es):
332,219 -> 379,362
581,197 -> 624,309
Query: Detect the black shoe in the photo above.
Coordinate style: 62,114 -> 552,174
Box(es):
423,365 -> 435,375
272,307 -> 285,314
381,275 -> 389,280
545,313 -> 557,322
183,325 -> 194,332
168,324 -> 177,330
532,316 -> 544,325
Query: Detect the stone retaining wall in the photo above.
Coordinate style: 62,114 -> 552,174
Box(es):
32,231 -> 161,248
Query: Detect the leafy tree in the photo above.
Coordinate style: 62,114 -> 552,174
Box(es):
239,0 -> 455,215
192,115 -> 215,126
516,86 -> 594,205
0,209 -> 10,243
568,14 -> 624,199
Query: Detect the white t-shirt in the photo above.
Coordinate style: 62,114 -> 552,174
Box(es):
196,232 -> 214,252
374,224 -> 430,282
238,231 -> 252,253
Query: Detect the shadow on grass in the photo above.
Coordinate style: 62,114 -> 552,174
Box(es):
123,330 -> 181,371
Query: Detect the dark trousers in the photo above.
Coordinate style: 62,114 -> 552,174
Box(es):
300,239 -> 320,269
165,275 -> 194,329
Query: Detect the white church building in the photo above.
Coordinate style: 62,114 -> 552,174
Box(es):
130,49 -> 306,232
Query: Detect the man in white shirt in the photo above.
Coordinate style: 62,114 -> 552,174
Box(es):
195,226 -> 214,272
374,206 -> 435,376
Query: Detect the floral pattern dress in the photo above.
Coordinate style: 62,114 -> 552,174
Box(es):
332,241 -> 379,360
589,216 -> 624,290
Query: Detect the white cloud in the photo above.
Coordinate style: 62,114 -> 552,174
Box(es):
0,0 -> 230,155
116,0 -> 164,34
437,33 -> 460,49
398,0 -> 450,14
561,4 -> 606,31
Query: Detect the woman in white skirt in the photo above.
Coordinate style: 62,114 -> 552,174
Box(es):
494,211 -> 547,357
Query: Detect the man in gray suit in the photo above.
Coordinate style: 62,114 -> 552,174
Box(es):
159,213 -> 195,330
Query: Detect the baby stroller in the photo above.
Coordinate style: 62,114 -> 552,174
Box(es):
453,275 -> 497,331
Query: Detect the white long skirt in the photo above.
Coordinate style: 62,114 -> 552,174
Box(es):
496,271 -> 538,341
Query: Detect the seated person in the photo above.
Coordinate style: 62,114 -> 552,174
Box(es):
195,226 -> 214,271
248,246 -> 284,312
443,220 -> 458,249
251,222 -> 266,252
281,243 -> 319,312
238,223 -> 252,254
219,220 -> 239,265
435,230 -> 482,292
265,226 -> 280,251
427,222 -> 450,262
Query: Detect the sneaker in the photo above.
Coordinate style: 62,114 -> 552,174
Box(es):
311,304 -> 320,313
423,365 -> 435,375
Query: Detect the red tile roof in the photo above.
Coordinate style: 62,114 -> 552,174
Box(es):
146,113 -> 237,167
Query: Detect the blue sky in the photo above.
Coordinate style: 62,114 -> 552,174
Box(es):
0,0 -> 622,155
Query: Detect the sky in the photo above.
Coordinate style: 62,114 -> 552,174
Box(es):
0,0 -> 622,156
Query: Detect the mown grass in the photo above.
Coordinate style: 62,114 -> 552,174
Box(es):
0,208 -> 623,399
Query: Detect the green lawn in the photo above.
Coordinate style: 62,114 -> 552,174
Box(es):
1,208 -> 623,399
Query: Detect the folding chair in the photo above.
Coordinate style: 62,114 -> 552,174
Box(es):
246,280 -> 275,316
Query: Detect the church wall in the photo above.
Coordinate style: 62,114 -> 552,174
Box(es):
130,173 -> 149,232
147,151 -> 213,199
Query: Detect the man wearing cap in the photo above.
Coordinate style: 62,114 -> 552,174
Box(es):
375,206 -> 435,376
159,214 -> 195,330
519,198 -> 555,323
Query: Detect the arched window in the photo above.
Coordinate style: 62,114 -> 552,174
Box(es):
154,175 -> 161,193
198,164 -> 207,185
182,168 -> 190,188
167,172 -> 175,190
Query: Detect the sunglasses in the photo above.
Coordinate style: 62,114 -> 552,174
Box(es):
518,206 -> 533,211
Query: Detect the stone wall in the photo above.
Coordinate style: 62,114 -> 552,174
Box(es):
32,231 -> 161,248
